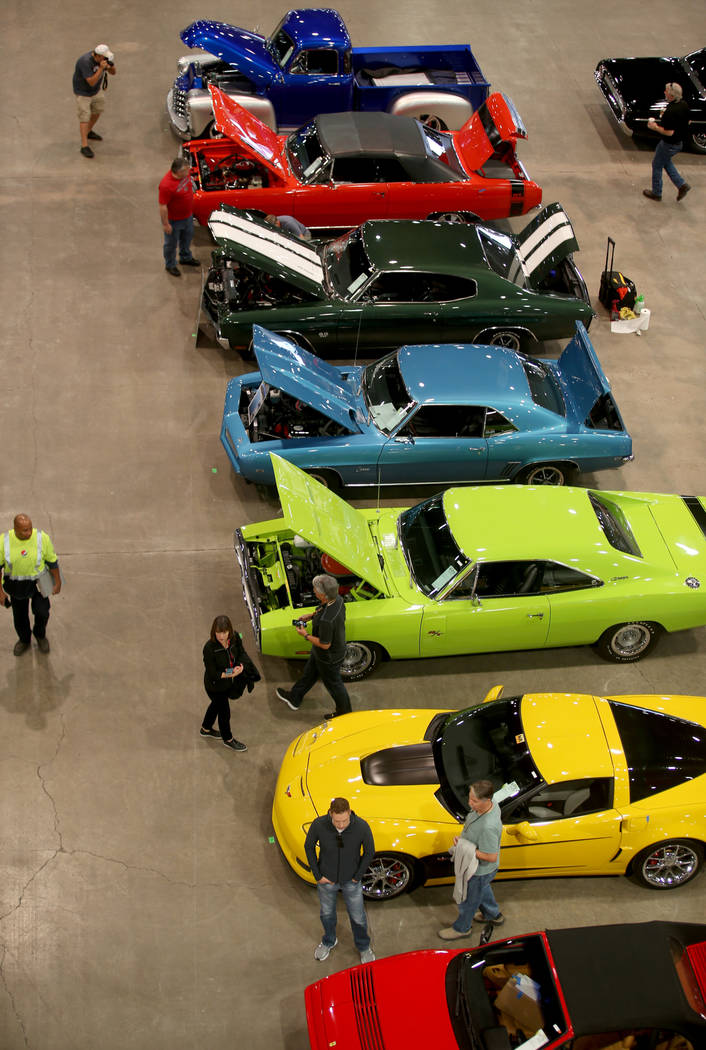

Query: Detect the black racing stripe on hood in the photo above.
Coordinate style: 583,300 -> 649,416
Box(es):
682,496 -> 706,538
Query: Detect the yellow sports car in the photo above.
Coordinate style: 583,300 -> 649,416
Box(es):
272,687 -> 706,898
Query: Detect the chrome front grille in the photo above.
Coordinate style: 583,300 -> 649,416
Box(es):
350,967 -> 384,1050
172,85 -> 188,119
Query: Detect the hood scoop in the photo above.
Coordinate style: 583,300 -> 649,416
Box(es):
361,743 -> 438,786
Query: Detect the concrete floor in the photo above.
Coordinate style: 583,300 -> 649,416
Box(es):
1,1 -> 705,1047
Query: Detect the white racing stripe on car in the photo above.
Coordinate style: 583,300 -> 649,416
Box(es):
518,212 -> 575,274
209,210 -> 324,285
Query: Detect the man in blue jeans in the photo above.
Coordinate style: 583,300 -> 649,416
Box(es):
643,83 -> 691,202
438,779 -> 504,939
304,797 -> 376,963
158,157 -> 199,276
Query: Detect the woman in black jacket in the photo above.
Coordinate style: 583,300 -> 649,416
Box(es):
201,615 -> 260,752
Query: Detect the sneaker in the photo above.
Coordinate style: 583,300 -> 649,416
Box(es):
642,189 -> 661,201
36,637 -> 50,654
224,738 -> 247,752
438,927 -> 471,940
87,130 -> 102,141
80,146 -> 94,158
314,939 -> 337,961
13,641 -> 30,656
276,688 -> 299,711
474,911 -> 504,925
199,727 -> 220,738
677,183 -> 691,201
165,266 -> 181,277
359,948 -> 375,963
180,258 -> 200,267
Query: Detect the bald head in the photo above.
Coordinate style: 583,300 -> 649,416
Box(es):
13,514 -> 33,540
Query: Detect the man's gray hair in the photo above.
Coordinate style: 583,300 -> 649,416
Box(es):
667,82 -> 683,100
313,574 -> 339,600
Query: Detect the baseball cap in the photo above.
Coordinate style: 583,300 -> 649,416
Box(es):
94,44 -> 114,62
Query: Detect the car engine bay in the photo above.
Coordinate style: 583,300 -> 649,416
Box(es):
239,386 -> 351,441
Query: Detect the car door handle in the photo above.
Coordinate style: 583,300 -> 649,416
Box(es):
527,612 -> 544,619
373,191 -> 385,197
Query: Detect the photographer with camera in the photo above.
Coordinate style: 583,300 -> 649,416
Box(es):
277,574 -> 352,718
73,44 -> 116,158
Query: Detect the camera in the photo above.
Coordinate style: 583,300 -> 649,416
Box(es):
292,617 -> 307,628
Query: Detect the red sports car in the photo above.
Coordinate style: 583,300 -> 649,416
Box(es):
185,85 -> 542,228
305,921 -> 706,1050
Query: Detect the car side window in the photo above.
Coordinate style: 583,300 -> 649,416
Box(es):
398,404 -> 485,439
483,408 -> 516,435
289,49 -> 339,75
332,157 -> 381,183
374,157 -> 411,182
475,561 -> 543,598
507,778 -> 613,823
540,562 -> 600,593
365,272 -> 477,303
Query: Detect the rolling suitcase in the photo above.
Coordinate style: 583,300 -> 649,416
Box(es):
599,237 -> 636,312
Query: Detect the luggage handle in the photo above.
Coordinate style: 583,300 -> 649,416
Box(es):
604,237 -> 615,274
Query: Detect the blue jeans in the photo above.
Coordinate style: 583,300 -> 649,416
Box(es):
453,870 -> 501,933
652,139 -> 685,196
317,879 -> 370,951
163,216 -> 195,268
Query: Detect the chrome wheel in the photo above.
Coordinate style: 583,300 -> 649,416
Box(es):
520,464 -> 566,486
418,113 -> 447,131
637,842 -> 701,889
340,641 -> 381,681
608,623 -> 652,658
361,855 -> 414,899
487,330 -> 522,351
690,130 -> 706,154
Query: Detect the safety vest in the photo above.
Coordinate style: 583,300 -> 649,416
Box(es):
2,531 -> 47,581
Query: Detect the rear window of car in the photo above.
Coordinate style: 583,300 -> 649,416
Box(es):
608,702 -> 706,802
521,359 -> 565,416
588,492 -> 642,557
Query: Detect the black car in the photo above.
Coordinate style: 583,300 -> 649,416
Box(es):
595,47 -> 706,153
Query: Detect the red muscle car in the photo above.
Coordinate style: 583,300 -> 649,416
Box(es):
185,85 -> 542,228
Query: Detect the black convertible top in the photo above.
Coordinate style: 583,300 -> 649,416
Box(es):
315,111 -> 426,159
547,921 -> 706,1040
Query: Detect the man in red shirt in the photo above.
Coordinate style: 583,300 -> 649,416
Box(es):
158,157 -> 199,276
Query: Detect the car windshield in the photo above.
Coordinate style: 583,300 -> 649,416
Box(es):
419,125 -> 466,177
522,359 -> 565,416
362,352 -> 416,433
685,48 -> 706,86
477,227 -> 529,288
323,228 -> 374,299
445,934 -> 567,1050
398,494 -> 471,597
287,122 -> 329,183
268,29 -> 295,68
588,492 -> 642,557
433,697 -> 542,820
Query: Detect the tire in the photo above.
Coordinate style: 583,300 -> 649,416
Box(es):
517,463 -> 572,486
418,114 -> 447,132
361,853 -> 417,900
631,840 -> 703,889
340,640 -> 382,681
689,130 -> 706,154
426,210 -> 480,225
305,469 -> 341,493
480,330 -> 524,352
594,621 -> 660,662
281,331 -> 316,355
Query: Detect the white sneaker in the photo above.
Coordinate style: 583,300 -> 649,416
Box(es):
314,938 -> 337,961
359,948 -> 375,963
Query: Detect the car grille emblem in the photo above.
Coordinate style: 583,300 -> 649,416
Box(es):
685,576 -> 701,589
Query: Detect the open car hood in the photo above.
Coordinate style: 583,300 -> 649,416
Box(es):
454,92 -> 527,171
514,202 -> 580,284
251,327 -> 363,434
271,455 -> 388,594
209,86 -> 289,181
208,206 -> 326,298
552,322 -> 625,427
181,21 -> 277,88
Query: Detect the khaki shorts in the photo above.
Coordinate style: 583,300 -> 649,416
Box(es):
75,94 -> 105,122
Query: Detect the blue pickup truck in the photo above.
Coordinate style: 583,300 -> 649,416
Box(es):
167,8 -> 491,139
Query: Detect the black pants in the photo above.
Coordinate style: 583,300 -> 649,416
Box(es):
202,689 -> 233,741
10,588 -> 51,644
289,652 -> 352,715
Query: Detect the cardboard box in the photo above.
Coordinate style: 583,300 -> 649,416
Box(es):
495,974 -> 544,1034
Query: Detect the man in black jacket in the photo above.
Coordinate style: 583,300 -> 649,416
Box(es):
643,82 -> 691,201
304,797 -> 376,962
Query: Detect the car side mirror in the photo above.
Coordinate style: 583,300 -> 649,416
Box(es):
471,594 -> 482,607
394,434 -> 414,445
511,821 -> 539,842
